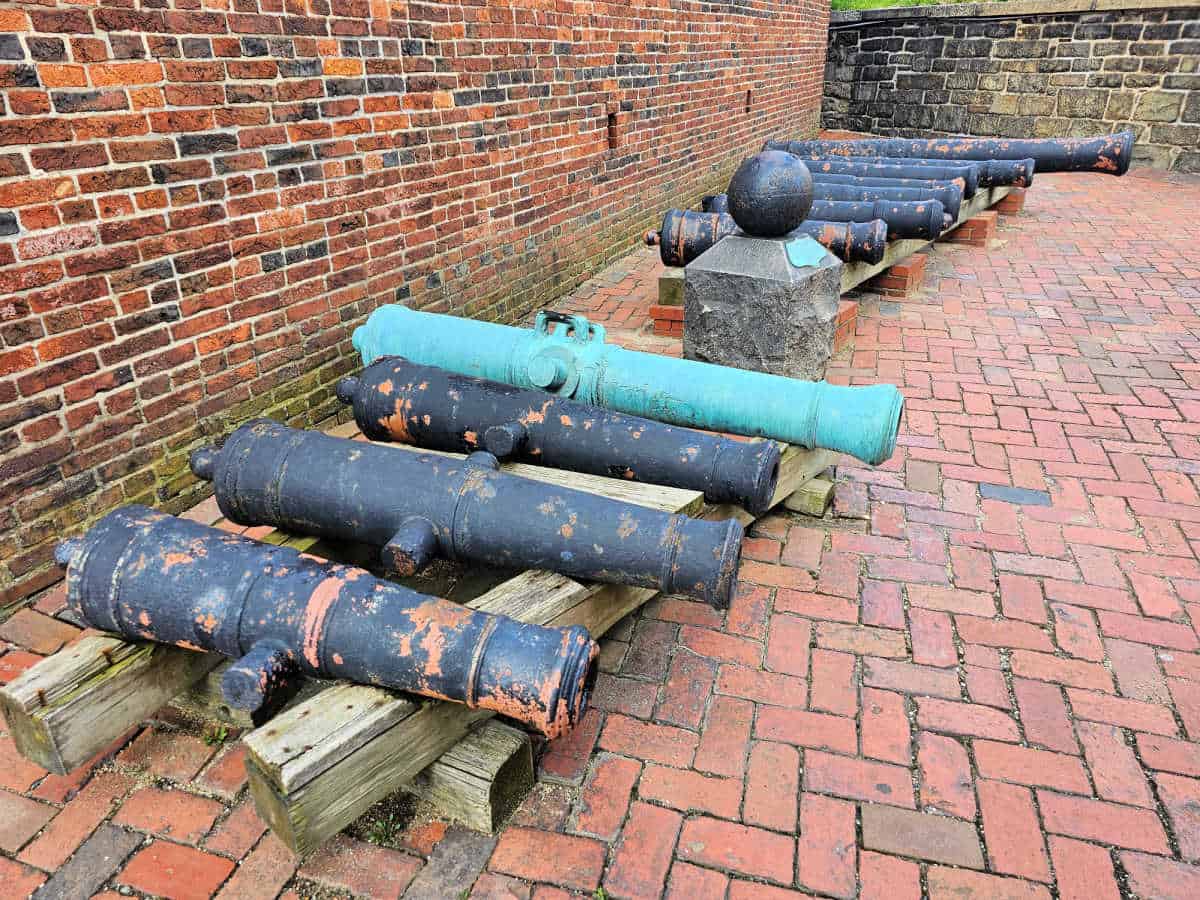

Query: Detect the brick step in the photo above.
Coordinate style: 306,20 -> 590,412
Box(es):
866,252 -> 927,299
944,210 -> 998,247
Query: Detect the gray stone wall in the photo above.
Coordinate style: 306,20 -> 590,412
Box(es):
823,0 -> 1200,171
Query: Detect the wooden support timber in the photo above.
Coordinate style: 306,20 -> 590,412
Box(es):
784,477 -> 836,517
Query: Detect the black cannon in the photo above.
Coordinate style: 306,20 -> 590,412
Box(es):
649,208 -> 887,266
763,131 -> 1134,175
811,172 -> 968,197
54,506 -> 598,736
645,207 -> 737,267
336,358 -> 783,516
797,219 -> 889,265
766,142 -> 1033,189
808,198 -> 947,240
705,186 -> 962,224
810,182 -> 963,221
802,157 -> 979,198
190,420 -> 743,608
862,156 -> 1032,188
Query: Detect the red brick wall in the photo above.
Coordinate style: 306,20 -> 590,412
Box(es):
0,0 -> 829,607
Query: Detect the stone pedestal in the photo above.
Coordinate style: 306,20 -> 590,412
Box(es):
683,234 -> 842,381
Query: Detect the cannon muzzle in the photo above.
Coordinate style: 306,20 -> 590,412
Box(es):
57,506 -> 598,737
192,420 -> 744,608
764,131 -> 1133,175
339,358 -> 784,516
352,307 -> 905,467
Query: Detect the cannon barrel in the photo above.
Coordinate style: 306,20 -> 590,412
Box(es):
796,219 -> 889,265
809,198 -> 947,240
352,307 -> 905,466
337,358 -> 783,516
809,182 -> 962,221
763,131 -> 1134,175
864,156 -> 1032,188
651,208 -> 888,267
644,207 -> 737,267
811,172 -> 968,197
54,506 -> 598,737
766,142 -> 1034,188
191,420 -> 743,608
800,157 -> 978,198
706,185 -> 961,222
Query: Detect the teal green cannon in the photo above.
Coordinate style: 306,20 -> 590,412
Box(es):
352,307 -> 904,466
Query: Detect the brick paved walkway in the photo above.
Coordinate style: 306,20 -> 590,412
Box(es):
3,168 -> 1200,899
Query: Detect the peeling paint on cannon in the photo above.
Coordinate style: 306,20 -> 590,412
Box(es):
337,358 -> 784,516
352,307 -> 905,468
191,420 -> 744,608
54,506 -> 598,737
650,208 -> 888,267
762,132 -> 1134,176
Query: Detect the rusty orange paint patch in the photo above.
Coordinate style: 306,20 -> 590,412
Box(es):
160,551 -> 195,571
301,575 -> 344,668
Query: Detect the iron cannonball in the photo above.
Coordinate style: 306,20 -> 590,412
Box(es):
726,151 -> 813,237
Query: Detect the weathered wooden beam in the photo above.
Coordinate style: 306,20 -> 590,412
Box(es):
0,635 -> 221,774
784,477 -> 835,517
401,719 -> 533,833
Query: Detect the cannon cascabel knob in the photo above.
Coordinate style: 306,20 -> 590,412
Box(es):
726,150 -> 814,238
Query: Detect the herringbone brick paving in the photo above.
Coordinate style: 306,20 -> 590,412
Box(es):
2,169 -> 1200,898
